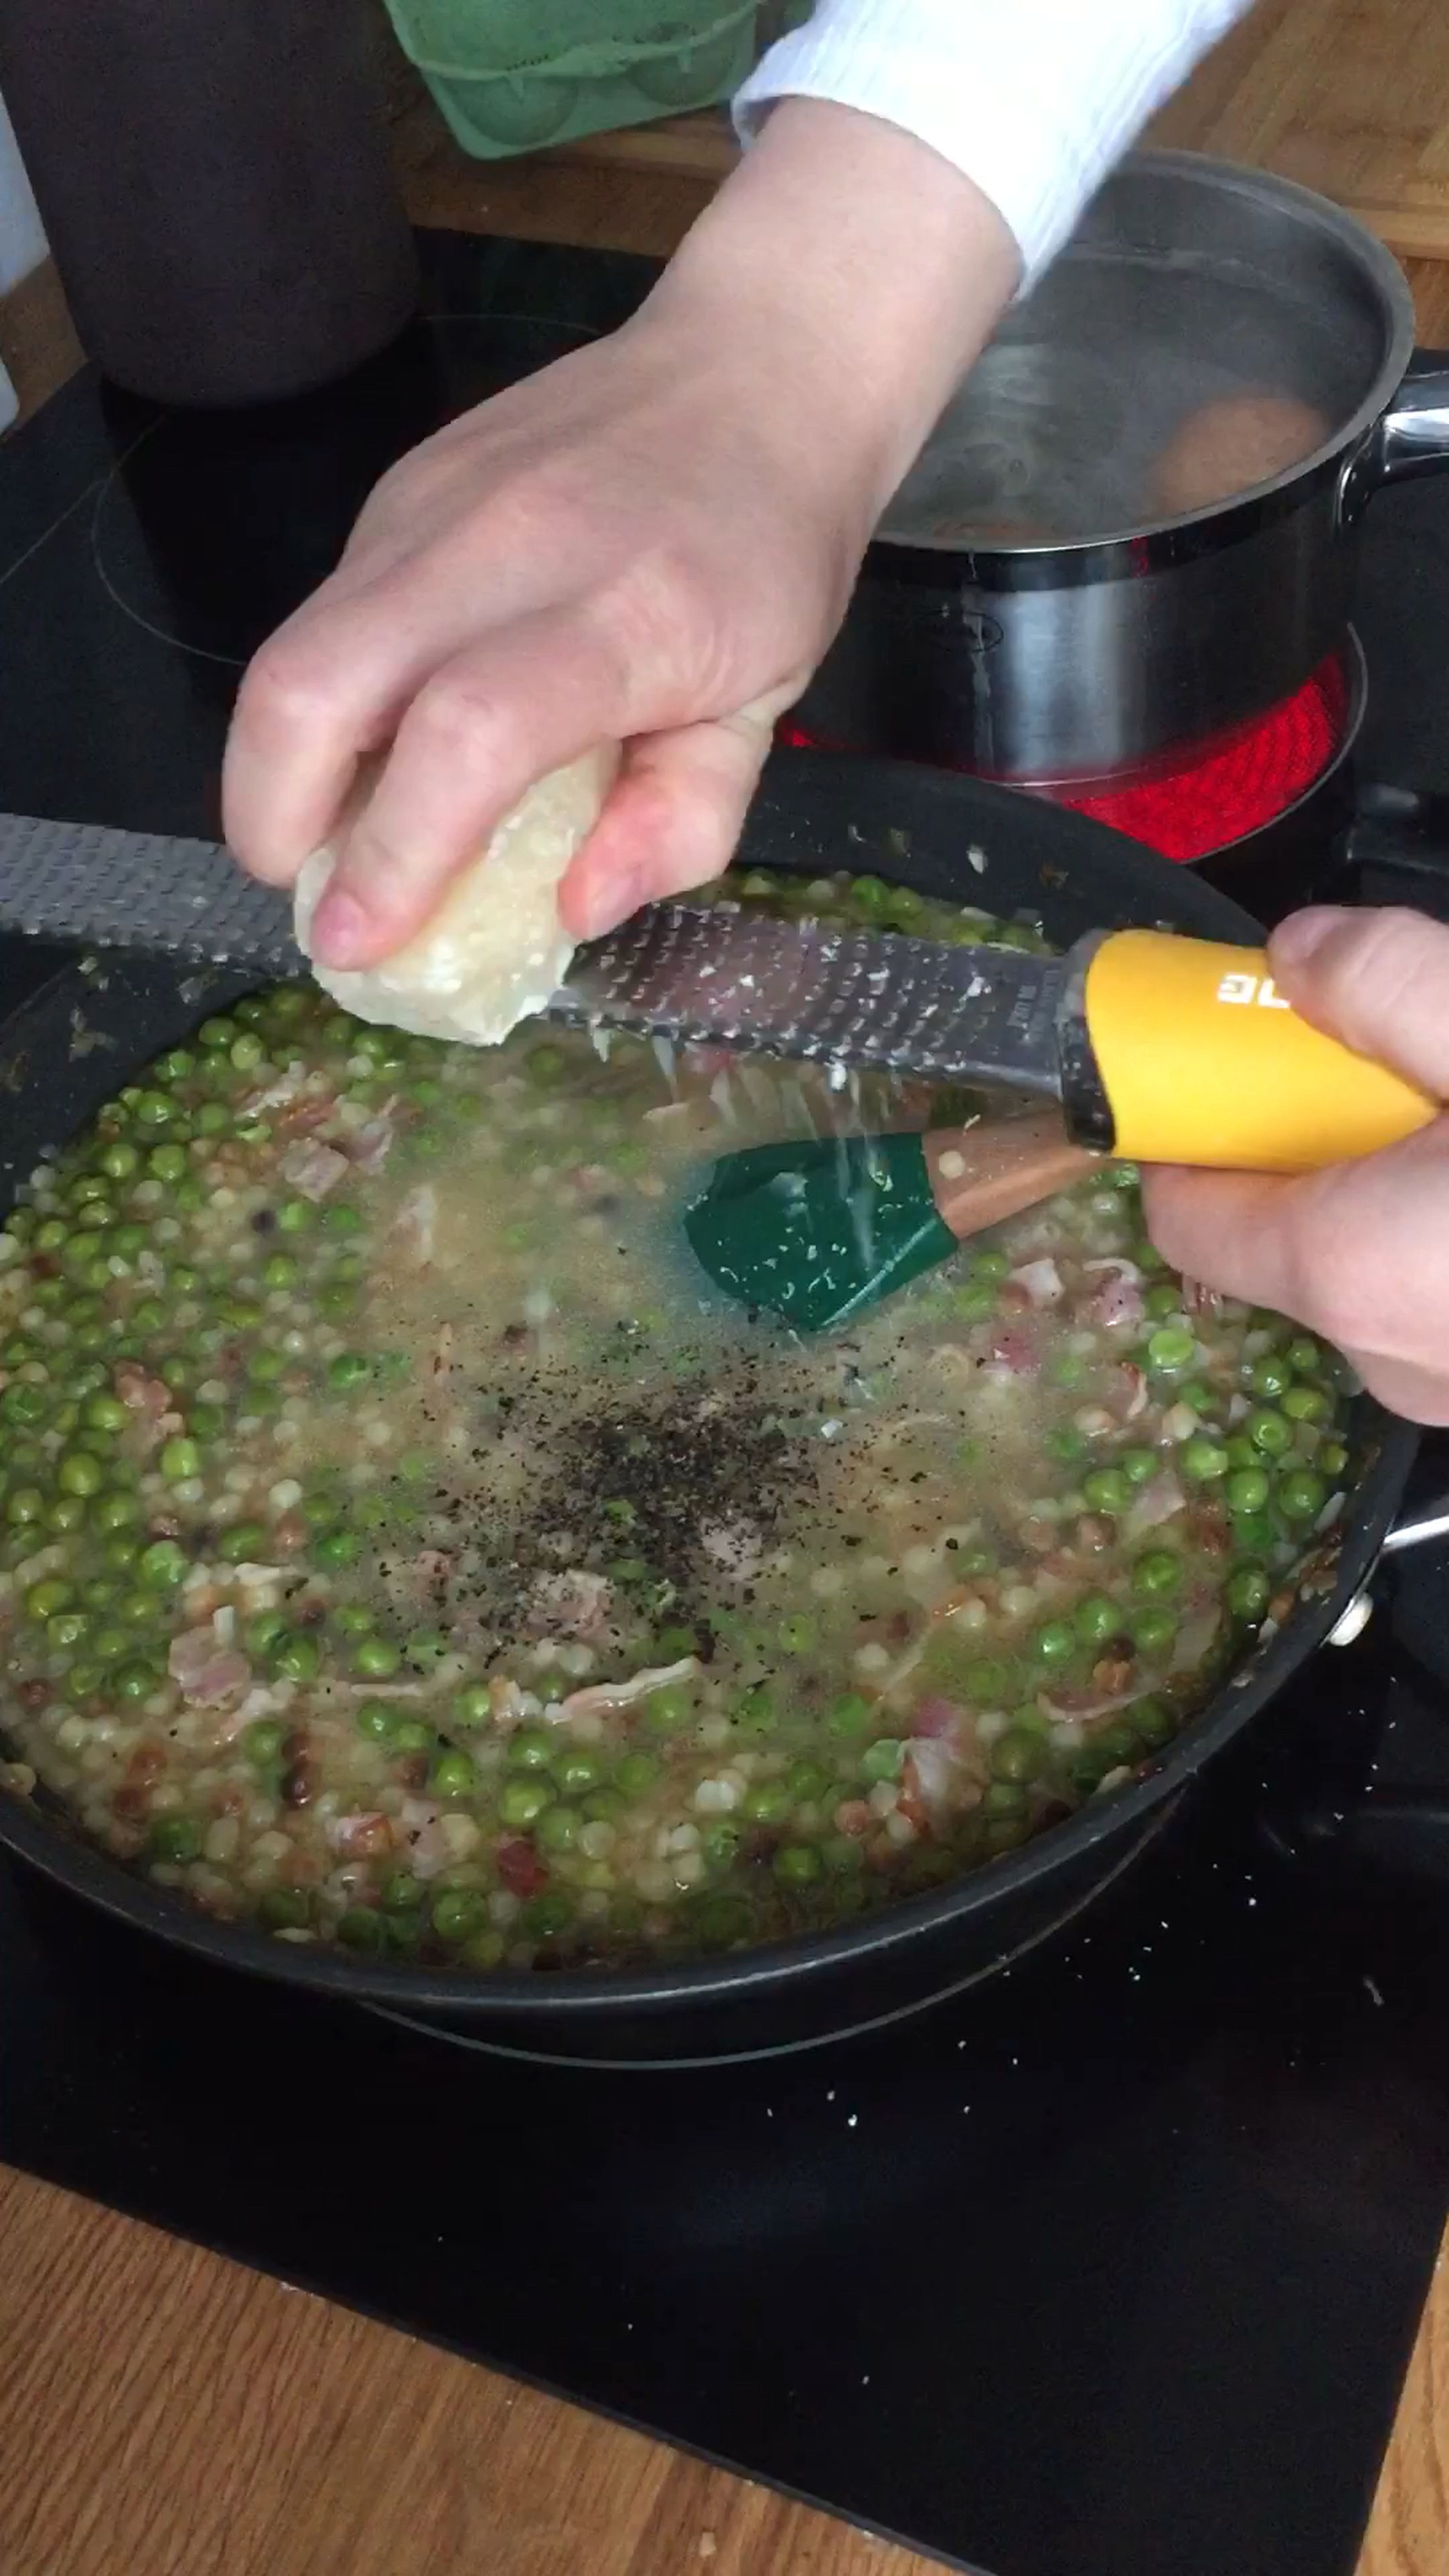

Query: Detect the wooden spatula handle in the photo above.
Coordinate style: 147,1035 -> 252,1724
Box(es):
924,1110 -> 1101,1242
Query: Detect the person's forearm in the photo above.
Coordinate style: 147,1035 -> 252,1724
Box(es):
641,95 -> 1021,522
738,0 -> 1257,286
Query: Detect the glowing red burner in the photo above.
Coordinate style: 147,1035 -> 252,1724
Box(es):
1050,655 -> 1349,861
779,651 -> 1352,864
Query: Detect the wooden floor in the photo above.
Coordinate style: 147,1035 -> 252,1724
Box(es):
2,3 -> 1449,2569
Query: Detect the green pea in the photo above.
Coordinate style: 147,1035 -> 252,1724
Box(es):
451,1684 -> 493,1728
774,1843 -> 823,1887
337,1908 -> 386,1955
91,1626 -> 132,1666
243,1718 -> 286,1767
964,1658 -> 1017,1707
702,1819 -> 742,1869
273,1630 -> 322,1682
5,1486 -> 45,1526
261,1254 -> 298,1290
147,1143 -> 188,1183
1181,1436 -> 1229,1484
198,1016 -> 236,1050
615,1751 -> 660,1796
276,1198 -> 312,1234
1144,1282 -> 1183,1319
1226,1564 -> 1272,1619
1277,1467 -> 1327,1524
47,1494 -> 88,1536
1226,1466 -> 1271,1516
982,1780 -> 1028,1820
1132,1549 -> 1182,1598
508,1727 -> 555,1772
1146,1325 -> 1195,1373
327,1352 -> 371,1391
1074,1593 -> 1124,1646
243,1610 -> 288,1657
860,1737 -> 904,1784
391,1719 -> 434,1757
159,1436 -> 201,1481
1247,1406 -> 1293,1457
82,1392 -> 129,1435
248,1352 -> 288,1386
1320,1441 -> 1349,1479
554,1748 -> 604,1798
354,1700 -> 403,1745
525,1043 -> 567,1086
26,1577 -> 75,1621
114,1659 -> 162,1703
1248,1354 -> 1292,1400
1129,1606 -> 1177,1657
1031,1619 -> 1077,1667
520,1890 -> 574,1941
314,1527 -> 360,1570
148,1815 -> 202,1864
499,1776 -> 553,1829
131,1090 -> 175,1129
535,1803 -> 582,1853
731,1684 -> 775,1738
786,1759 -> 831,1806
432,1748 -> 477,1798
1286,1336 -> 1321,1375
1,1380 -> 49,1427
432,1887 -> 489,1944
331,1603 -> 375,1638
1283,1384 -> 1331,1424
992,1726 -> 1046,1784
351,1637 -> 401,1680
98,1141 -> 140,1181
964,1247 -> 1011,1288
1082,1468 -> 1130,1515
217,1521 -> 268,1564
777,1614 -> 816,1655
49,1612 -> 90,1650
742,1782 -> 789,1824
1177,1384 -> 1217,1422
380,1870 -> 425,1916
58,1452 -> 105,1498
952,1282 -> 998,1326
258,1887 -> 312,1933
320,1203 -> 363,1237
828,1693 -> 874,1738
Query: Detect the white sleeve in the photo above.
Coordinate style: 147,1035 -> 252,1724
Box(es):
735,0 -> 1255,286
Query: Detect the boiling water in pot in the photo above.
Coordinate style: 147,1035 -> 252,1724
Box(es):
881,247 -> 1385,547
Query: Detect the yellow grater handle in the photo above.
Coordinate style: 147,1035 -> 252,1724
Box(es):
1081,929 -> 1439,1171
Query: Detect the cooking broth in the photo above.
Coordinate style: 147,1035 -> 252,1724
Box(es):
0,873 -> 1353,1973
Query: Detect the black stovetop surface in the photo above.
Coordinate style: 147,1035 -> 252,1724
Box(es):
3,230 -> 1449,2576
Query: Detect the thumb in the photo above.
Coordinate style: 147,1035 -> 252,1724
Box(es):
1269,904 -> 1449,1101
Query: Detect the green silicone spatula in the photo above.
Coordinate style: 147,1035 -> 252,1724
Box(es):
683,1108 -> 1099,1333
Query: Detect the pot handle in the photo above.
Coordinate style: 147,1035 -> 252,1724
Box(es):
1340,366 -> 1449,521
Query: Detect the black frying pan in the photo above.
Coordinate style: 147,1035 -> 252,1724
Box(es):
0,752 -> 1420,2064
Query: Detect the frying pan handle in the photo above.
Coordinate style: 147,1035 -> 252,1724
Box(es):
1340,366 -> 1449,521
1339,784 -> 1449,895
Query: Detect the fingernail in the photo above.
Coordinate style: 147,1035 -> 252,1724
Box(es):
312,885 -> 373,969
1270,906 -> 1351,970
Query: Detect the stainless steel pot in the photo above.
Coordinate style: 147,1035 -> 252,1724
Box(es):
797,152 -> 1449,784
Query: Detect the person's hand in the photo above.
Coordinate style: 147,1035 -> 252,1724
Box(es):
1143,907 -> 1449,1423
222,100 -> 1018,972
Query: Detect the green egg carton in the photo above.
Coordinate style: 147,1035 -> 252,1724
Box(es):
383,0 -> 789,160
